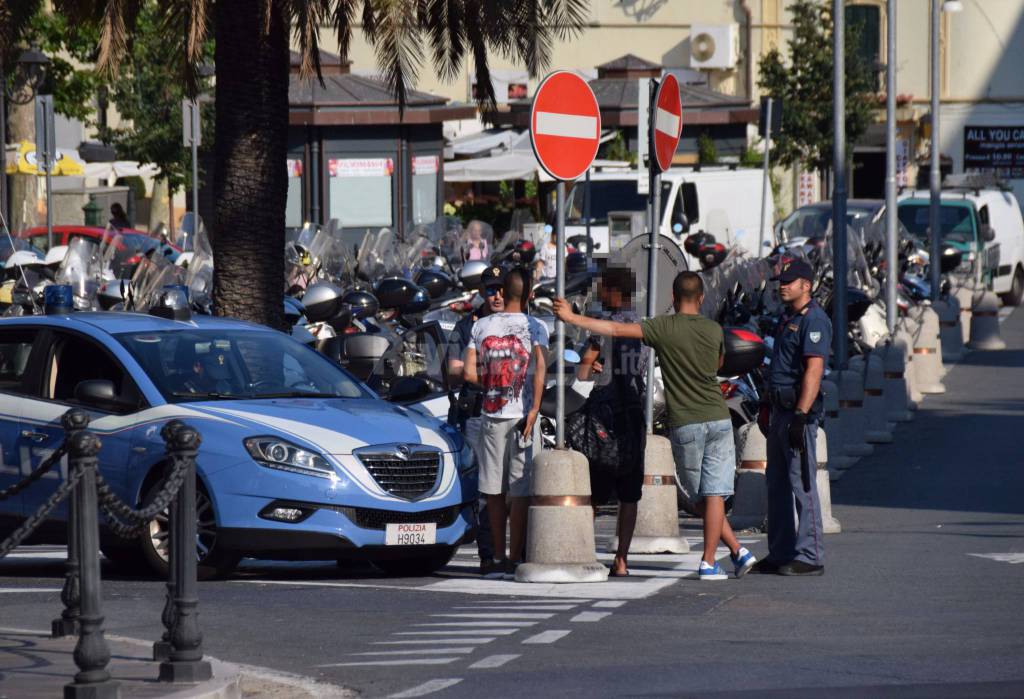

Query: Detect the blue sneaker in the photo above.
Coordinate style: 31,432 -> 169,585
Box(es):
698,560 -> 728,581
731,547 -> 757,578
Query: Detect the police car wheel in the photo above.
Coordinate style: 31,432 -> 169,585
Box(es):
139,481 -> 239,580
1000,266 -> 1024,307
371,546 -> 457,576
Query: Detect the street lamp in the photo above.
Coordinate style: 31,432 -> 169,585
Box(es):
1,47 -> 51,226
929,0 -> 960,301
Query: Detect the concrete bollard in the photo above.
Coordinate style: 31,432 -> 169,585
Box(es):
609,435 -> 689,554
933,297 -> 964,363
822,378 -> 855,479
967,290 -> 1007,350
728,421 -> 768,531
882,341 -> 914,422
836,367 -> 873,461
516,449 -> 609,583
815,428 -> 841,534
955,284 -> 974,345
863,351 -> 894,443
895,327 -> 923,408
911,306 -> 946,394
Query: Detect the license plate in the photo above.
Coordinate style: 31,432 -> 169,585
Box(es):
385,522 -> 437,546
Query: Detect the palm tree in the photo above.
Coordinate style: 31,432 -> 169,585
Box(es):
23,0 -> 587,329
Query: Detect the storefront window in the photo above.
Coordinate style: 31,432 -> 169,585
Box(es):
411,155 -> 439,225
328,157 -> 394,227
286,158 -> 303,227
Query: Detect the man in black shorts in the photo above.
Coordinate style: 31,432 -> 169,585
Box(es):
575,266 -> 647,577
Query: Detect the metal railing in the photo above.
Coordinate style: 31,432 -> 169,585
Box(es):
0,410 -> 211,697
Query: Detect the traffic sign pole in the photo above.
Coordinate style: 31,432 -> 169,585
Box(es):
35,95 -> 55,250
555,181 -> 566,449
644,78 -> 659,433
758,97 -> 773,255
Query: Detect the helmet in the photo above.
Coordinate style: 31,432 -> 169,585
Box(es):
512,239 -> 536,265
44,245 -> 69,267
566,251 -> 588,276
374,276 -> 421,310
341,290 -> 380,320
697,242 -> 728,271
414,267 -> 453,299
7,250 -> 45,269
301,281 -> 345,323
459,260 -> 489,290
684,232 -> 715,258
400,287 -> 431,315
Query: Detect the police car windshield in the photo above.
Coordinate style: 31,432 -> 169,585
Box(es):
115,329 -> 369,403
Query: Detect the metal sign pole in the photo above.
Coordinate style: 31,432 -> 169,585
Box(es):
758,97 -> 773,256
885,0 -> 898,336
555,180 -> 566,449
36,95 -> 55,250
584,168 -> 592,264
928,0 -> 942,301
832,0 -> 849,368
191,107 -> 200,250
644,78 -> 659,433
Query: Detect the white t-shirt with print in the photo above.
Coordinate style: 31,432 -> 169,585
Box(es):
469,312 -> 550,419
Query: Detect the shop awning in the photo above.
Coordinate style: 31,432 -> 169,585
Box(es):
5,141 -> 85,175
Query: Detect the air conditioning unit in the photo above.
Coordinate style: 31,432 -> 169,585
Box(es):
690,24 -> 739,70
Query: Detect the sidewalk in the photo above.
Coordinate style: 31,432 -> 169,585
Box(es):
0,629 -> 240,699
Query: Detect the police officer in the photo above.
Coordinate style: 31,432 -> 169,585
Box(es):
754,257 -> 830,576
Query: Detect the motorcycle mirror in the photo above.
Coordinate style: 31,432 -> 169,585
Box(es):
672,223 -> 683,234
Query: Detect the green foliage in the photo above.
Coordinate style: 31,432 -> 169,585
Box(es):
757,0 -> 877,174
740,145 -> 763,168
603,131 -> 637,166
697,132 -> 718,165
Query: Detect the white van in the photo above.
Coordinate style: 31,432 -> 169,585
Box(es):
898,183 -> 1024,305
563,166 -> 768,266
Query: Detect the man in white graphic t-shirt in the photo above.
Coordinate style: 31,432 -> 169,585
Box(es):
464,268 -> 549,579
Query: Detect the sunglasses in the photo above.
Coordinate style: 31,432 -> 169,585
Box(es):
483,286 -> 502,297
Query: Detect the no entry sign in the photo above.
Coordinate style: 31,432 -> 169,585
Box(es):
652,74 -> 682,173
530,71 -> 601,181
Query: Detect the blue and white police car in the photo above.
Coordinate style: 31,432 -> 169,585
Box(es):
0,312 -> 477,577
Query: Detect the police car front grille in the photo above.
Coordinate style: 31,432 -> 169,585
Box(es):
356,450 -> 442,500
337,504 -> 461,530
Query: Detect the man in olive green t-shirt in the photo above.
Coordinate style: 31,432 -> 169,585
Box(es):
554,271 -> 756,581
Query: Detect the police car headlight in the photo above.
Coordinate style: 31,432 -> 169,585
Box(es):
244,437 -> 333,478
458,441 -> 477,477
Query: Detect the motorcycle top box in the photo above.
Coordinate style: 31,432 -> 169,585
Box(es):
719,327 -> 766,377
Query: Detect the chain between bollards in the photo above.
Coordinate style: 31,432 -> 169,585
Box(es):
158,420 -> 212,683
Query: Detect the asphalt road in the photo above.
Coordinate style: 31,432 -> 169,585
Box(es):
2,308 -> 1023,698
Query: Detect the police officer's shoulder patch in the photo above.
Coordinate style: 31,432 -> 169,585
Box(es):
809,331 -> 822,343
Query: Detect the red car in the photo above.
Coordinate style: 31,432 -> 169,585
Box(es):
17,226 -> 181,266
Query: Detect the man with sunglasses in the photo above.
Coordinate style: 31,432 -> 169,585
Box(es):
448,266 -> 506,574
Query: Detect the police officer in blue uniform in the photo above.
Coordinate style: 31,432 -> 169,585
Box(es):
754,257 -> 830,576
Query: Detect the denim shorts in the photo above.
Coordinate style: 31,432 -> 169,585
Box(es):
669,418 -> 736,502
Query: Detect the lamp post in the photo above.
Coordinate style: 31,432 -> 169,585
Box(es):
832,0 -> 848,367
929,0 -> 963,300
1,48 -> 50,232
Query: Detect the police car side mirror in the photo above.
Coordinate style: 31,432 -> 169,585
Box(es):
980,224 -> 996,243
74,379 -> 134,412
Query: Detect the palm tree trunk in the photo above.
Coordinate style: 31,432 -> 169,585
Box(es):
212,0 -> 288,330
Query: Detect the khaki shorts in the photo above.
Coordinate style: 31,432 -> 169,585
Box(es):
478,417 -> 535,497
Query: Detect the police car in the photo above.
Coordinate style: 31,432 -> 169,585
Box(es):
0,312 -> 476,578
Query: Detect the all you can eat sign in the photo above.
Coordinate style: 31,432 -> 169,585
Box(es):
963,126 -> 1024,179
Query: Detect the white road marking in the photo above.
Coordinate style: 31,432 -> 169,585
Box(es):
534,112 -> 598,140
422,577 -> 676,600
570,611 -> 611,623
375,639 -> 497,646
415,622 -> 537,629
451,605 -> 576,611
395,630 -> 520,637
430,613 -> 553,620
388,678 -> 463,698
319,658 -> 459,668
0,588 -> 61,594
351,648 -> 476,656
655,108 -> 680,137
967,552 -> 1024,564
3,551 -> 65,559
593,601 -> 625,608
522,630 -> 571,645
469,654 -> 520,670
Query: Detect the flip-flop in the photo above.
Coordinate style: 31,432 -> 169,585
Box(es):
608,567 -> 630,577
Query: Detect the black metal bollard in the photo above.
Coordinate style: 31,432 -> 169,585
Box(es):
52,410 -> 88,638
63,428 -> 119,699
153,424 -> 180,662
158,422 -> 212,683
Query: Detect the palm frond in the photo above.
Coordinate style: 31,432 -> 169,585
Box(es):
368,0 -> 423,111
332,0 -> 358,62
425,0 -> 465,83
290,0 -> 330,84
95,0 -> 143,75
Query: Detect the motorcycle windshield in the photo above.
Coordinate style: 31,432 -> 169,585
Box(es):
56,238 -> 103,309
130,251 -> 181,311
185,228 -> 214,307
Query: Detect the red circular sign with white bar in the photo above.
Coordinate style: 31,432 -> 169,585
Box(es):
652,74 -> 682,173
530,71 -> 602,182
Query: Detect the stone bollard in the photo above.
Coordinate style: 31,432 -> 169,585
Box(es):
821,378 -> 855,478
967,290 -> 1007,350
609,435 -> 688,554
728,422 -> 768,531
955,284 -> 974,345
895,326 -> 923,408
933,296 -> 964,363
911,306 -> 946,394
836,368 -> 873,462
881,341 -> 914,423
863,351 -> 894,444
516,449 -> 609,583
815,428 -> 841,534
